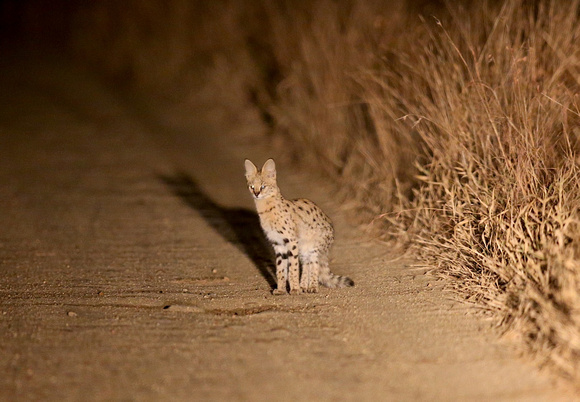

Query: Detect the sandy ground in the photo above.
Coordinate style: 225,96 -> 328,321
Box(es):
0,54 -> 576,401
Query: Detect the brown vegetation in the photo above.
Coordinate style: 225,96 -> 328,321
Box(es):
17,0 -> 579,384
261,0 -> 580,381
260,0 -> 580,381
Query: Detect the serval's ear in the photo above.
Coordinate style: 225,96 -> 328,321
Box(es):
245,159 -> 258,178
262,158 -> 276,179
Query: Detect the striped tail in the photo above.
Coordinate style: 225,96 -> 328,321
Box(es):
319,271 -> 355,288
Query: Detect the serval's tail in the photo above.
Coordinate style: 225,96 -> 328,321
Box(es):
319,259 -> 354,288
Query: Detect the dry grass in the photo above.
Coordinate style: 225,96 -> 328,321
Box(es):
29,0 -> 580,383
259,0 -> 580,381
387,3 -> 580,378
261,1 -> 412,219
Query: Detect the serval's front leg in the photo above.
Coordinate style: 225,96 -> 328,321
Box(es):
272,244 -> 288,295
287,240 -> 301,294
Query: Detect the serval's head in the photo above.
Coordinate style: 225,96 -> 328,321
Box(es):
244,158 -> 279,200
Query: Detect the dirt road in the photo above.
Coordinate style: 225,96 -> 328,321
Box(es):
0,55 -> 574,401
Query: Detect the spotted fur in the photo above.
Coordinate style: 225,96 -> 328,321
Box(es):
245,158 -> 354,295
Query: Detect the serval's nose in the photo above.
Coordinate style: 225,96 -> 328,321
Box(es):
253,188 -> 261,197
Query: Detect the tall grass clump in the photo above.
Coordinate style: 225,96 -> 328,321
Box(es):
393,1 -> 580,379
262,0 -> 419,219
265,0 -> 580,381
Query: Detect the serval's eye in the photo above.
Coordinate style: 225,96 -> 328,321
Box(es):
260,185 -> 265,190
250,185 -> 255,190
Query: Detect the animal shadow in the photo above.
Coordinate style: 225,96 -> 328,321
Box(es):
160,173 -> 276,289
